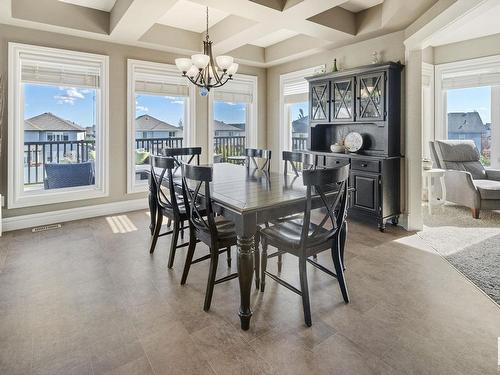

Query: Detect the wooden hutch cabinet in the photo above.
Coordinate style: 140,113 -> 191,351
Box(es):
306,62 -> 404,231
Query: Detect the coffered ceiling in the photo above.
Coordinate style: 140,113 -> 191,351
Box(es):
1,0 -> 439,67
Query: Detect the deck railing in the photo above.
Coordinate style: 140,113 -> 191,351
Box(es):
24,140 -> 96,185
214,136 -> 246,162
24,135 -> 308,184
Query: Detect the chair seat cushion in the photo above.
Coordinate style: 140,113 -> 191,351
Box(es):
214,216 -> 237,239
474,179 -> 500,200
260,218 -> 332,252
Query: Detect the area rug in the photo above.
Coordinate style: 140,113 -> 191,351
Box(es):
418,204 -> 500,305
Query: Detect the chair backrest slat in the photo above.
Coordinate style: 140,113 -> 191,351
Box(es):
282,151 -> 314,176
163,147 -> 201,173
181,164 -> 218,241
150,155 -> 181,218
245,148 -> 272,172
299,165 -> 350,250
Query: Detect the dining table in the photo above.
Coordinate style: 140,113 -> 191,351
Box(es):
148,162 -> 346,330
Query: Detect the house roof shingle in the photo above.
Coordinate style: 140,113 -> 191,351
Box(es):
214,120 -> 245,132
291,116 -> 309,134
24,112 -> 86,132
135,115 -> 181,132
448,112 -> 486,134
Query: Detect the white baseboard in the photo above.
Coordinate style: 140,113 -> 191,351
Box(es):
1,199 -> 149,233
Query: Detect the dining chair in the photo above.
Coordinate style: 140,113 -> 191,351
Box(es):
163,147 -> 201,173
149,155 -> 193,269
245,148 -> 272,172
258,165 -> 350,326
282,150 -> 314,176
180,164 -> 238,311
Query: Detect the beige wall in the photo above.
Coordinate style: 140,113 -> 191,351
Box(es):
266,30 -> 406,171
0,23 -> 266,219
433,32 -> 500,65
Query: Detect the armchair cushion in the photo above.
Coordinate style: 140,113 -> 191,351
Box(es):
486,168 -> 500,181
435,140 -> 486,179
473,179 -> 500,200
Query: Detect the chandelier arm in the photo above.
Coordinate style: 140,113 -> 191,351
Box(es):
212,75 -> 232,88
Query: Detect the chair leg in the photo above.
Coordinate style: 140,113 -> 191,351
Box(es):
254,231 -> 260,289
277,253 -> 283,273
332,233 -> 349,303
149,213 -> 163,254
260,238 -> 268,292
167,221 -> 180,269
340,221 -> 347,271
180,220 -> 185,239
471,208 -> 480,219
298,257 -> 312,327
226,247 -> 232,267
203,250 -> 219,311
181,233 -> 197,285
166,218 -> 172,228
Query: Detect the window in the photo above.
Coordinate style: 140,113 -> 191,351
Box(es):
447,87 -> 492,165
8,43 -> 109,208
287,102 -> 309,151
279,66 -> 323,165
435,56 -> 500,169
209,75 -> 257,163
127,60 -> 195,193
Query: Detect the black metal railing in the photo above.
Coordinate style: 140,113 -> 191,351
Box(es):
292,137 -> 307,151
214,136 -> 246,162
24,135 -> 307,185
135,137 -> 183,154
24,140 -> 96,185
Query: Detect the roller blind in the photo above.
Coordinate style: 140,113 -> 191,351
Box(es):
213,80 -> 254,103
135,80 -> 189,96
283,77 -> 309,104
21,60 -> 100,88
442,71 -> 500,90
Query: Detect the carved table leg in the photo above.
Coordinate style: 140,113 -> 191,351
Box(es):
237,235 -> 255,331
148,173 -> 157,235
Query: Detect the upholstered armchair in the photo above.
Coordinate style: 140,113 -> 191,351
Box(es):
429,140 -> 500,218
44,162 -> 95,189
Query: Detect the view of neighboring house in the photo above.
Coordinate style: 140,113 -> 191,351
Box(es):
448,111 -> 491,158
291,115 -> 309,138
214,120 -> 245,137
24,112 -> 86,142
135,114 -> 183,139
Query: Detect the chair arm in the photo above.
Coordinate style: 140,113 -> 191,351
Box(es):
485,168 -> 500,181
444,170 -> 480,209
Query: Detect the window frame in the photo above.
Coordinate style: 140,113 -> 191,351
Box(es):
279,66 -> 324,171
208,74 -> 258,163
7,43 -> 109,209
127,59 -> 196,194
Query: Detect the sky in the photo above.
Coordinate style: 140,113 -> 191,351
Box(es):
290,101 -> 309,121
214,101 -> 246,124
447,86 -> 491,124
24,84 -> 249,127
24,84 -> 97,127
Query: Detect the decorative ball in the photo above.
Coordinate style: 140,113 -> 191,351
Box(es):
200,87 -> 209,97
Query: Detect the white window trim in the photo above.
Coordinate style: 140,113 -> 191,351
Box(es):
434,54 -> 500,140
208,73 -> 258,163
127,59 -> 196,194
7,43 -> 109,209
278,66 -> 324,171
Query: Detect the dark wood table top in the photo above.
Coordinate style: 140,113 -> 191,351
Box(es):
153,163 -> 311,214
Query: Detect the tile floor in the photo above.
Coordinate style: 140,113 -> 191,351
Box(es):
0,210 -> 499,374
